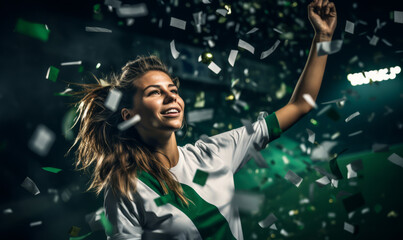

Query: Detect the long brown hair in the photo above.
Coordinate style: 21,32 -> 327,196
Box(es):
66,56 -> 189,205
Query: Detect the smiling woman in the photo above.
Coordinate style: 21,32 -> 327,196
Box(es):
67,0 -> 337,234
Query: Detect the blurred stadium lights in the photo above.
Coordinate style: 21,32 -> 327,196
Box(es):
347,66 -> 401,86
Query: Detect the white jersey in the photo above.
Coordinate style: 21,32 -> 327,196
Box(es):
104,112 -> 282,240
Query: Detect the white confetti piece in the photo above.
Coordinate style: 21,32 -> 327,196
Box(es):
331,179 -> 338,188
348,130 -> 363,137
30,221 -> 42,227
238,39 -> 255,54
273,28 -> 283,34
61,61 -> 82,66
306,128 -> 315,144
316,176 -> 330,186
260,40 -> 281,59
104,88 -> 122,112
369,35 -> 379,46
345,20 -> 355,34
246,27 -> 259,34
284,170 -> 303,187
170,17 -> 186,30
317,40 -> 343,56
302,93 -> 318,109
3,208 -> 13,214
345,111 -> 360,122
394,11 -> 403,24
187,109 -> 214,123
381,38 -> 392,47
216,9 -> 227,17
228,50 -> 238,67
28,124 -> 56,157
316,105 -> 332,117
346,163 -> 357,179
116,3 -> 148,18
21,177 -> 40,195
202,0 -> 211,4
117,114 -> 141,131
321,97 -> 347,105
388,153 -> 403,168
170,40 -> 180,59
85,27 -> 112,33
258,213 -> 278,228
344,222 -> 355,234
207,61 -> 221,74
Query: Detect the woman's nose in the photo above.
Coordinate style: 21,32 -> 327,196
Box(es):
165,92 -> 177,103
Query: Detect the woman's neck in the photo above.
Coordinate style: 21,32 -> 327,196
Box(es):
139,131 -> 179,169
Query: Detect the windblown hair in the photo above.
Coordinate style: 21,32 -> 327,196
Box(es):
66,56 -> 188,205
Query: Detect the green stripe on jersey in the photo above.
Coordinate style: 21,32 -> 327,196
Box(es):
265,112 -> 282,140
138,171 -> 236,240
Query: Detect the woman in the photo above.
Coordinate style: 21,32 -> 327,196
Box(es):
69,0 -> 336,239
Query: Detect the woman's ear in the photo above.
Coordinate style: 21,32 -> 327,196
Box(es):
121,108 -> 133,121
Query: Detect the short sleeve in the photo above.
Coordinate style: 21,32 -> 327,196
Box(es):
197,112 -> 282,173
104,187 -> 143,240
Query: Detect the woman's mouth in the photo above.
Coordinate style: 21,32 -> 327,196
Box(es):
161,108 -> 180,117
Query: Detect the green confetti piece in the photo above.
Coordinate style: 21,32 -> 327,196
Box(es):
192,169 -> 209,186
14,18 -> 50,42
100,212 -> 114,235
69,232 -> 92,240
42,167 -> 62,173
310,118 -> 318,126
78,65 -> 84,73
118,21 -> 124,26
46,66 -> 59,82
93,4 -> 101,13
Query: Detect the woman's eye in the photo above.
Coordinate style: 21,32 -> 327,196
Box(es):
149,91 -> 160,96
171,89 -> 178,94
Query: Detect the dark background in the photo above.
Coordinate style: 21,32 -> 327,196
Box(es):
0,0 -> 402,239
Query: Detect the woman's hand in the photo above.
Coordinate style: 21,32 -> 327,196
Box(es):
308,0 -> 337,42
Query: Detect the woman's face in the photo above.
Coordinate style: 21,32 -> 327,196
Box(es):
131,70 -> 185,134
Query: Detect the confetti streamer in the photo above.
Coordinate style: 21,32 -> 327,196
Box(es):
260,40 -> 281,59
228,50 -> 238,67
246,27 -> 259,34
207,61 -> 221,74
30,221 -> 42,227
169,40 -> 180,59
61,61 -> 82,66
170,17 -> 186,30
104,88 -> 122,112
345,112 -> 360,122
42,167 -> 62,173
238,39 -> 255,54
321,97 -> 347,105
348,130 -> 363,137
85,27 -> 112,33
284,170 -> 303,187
